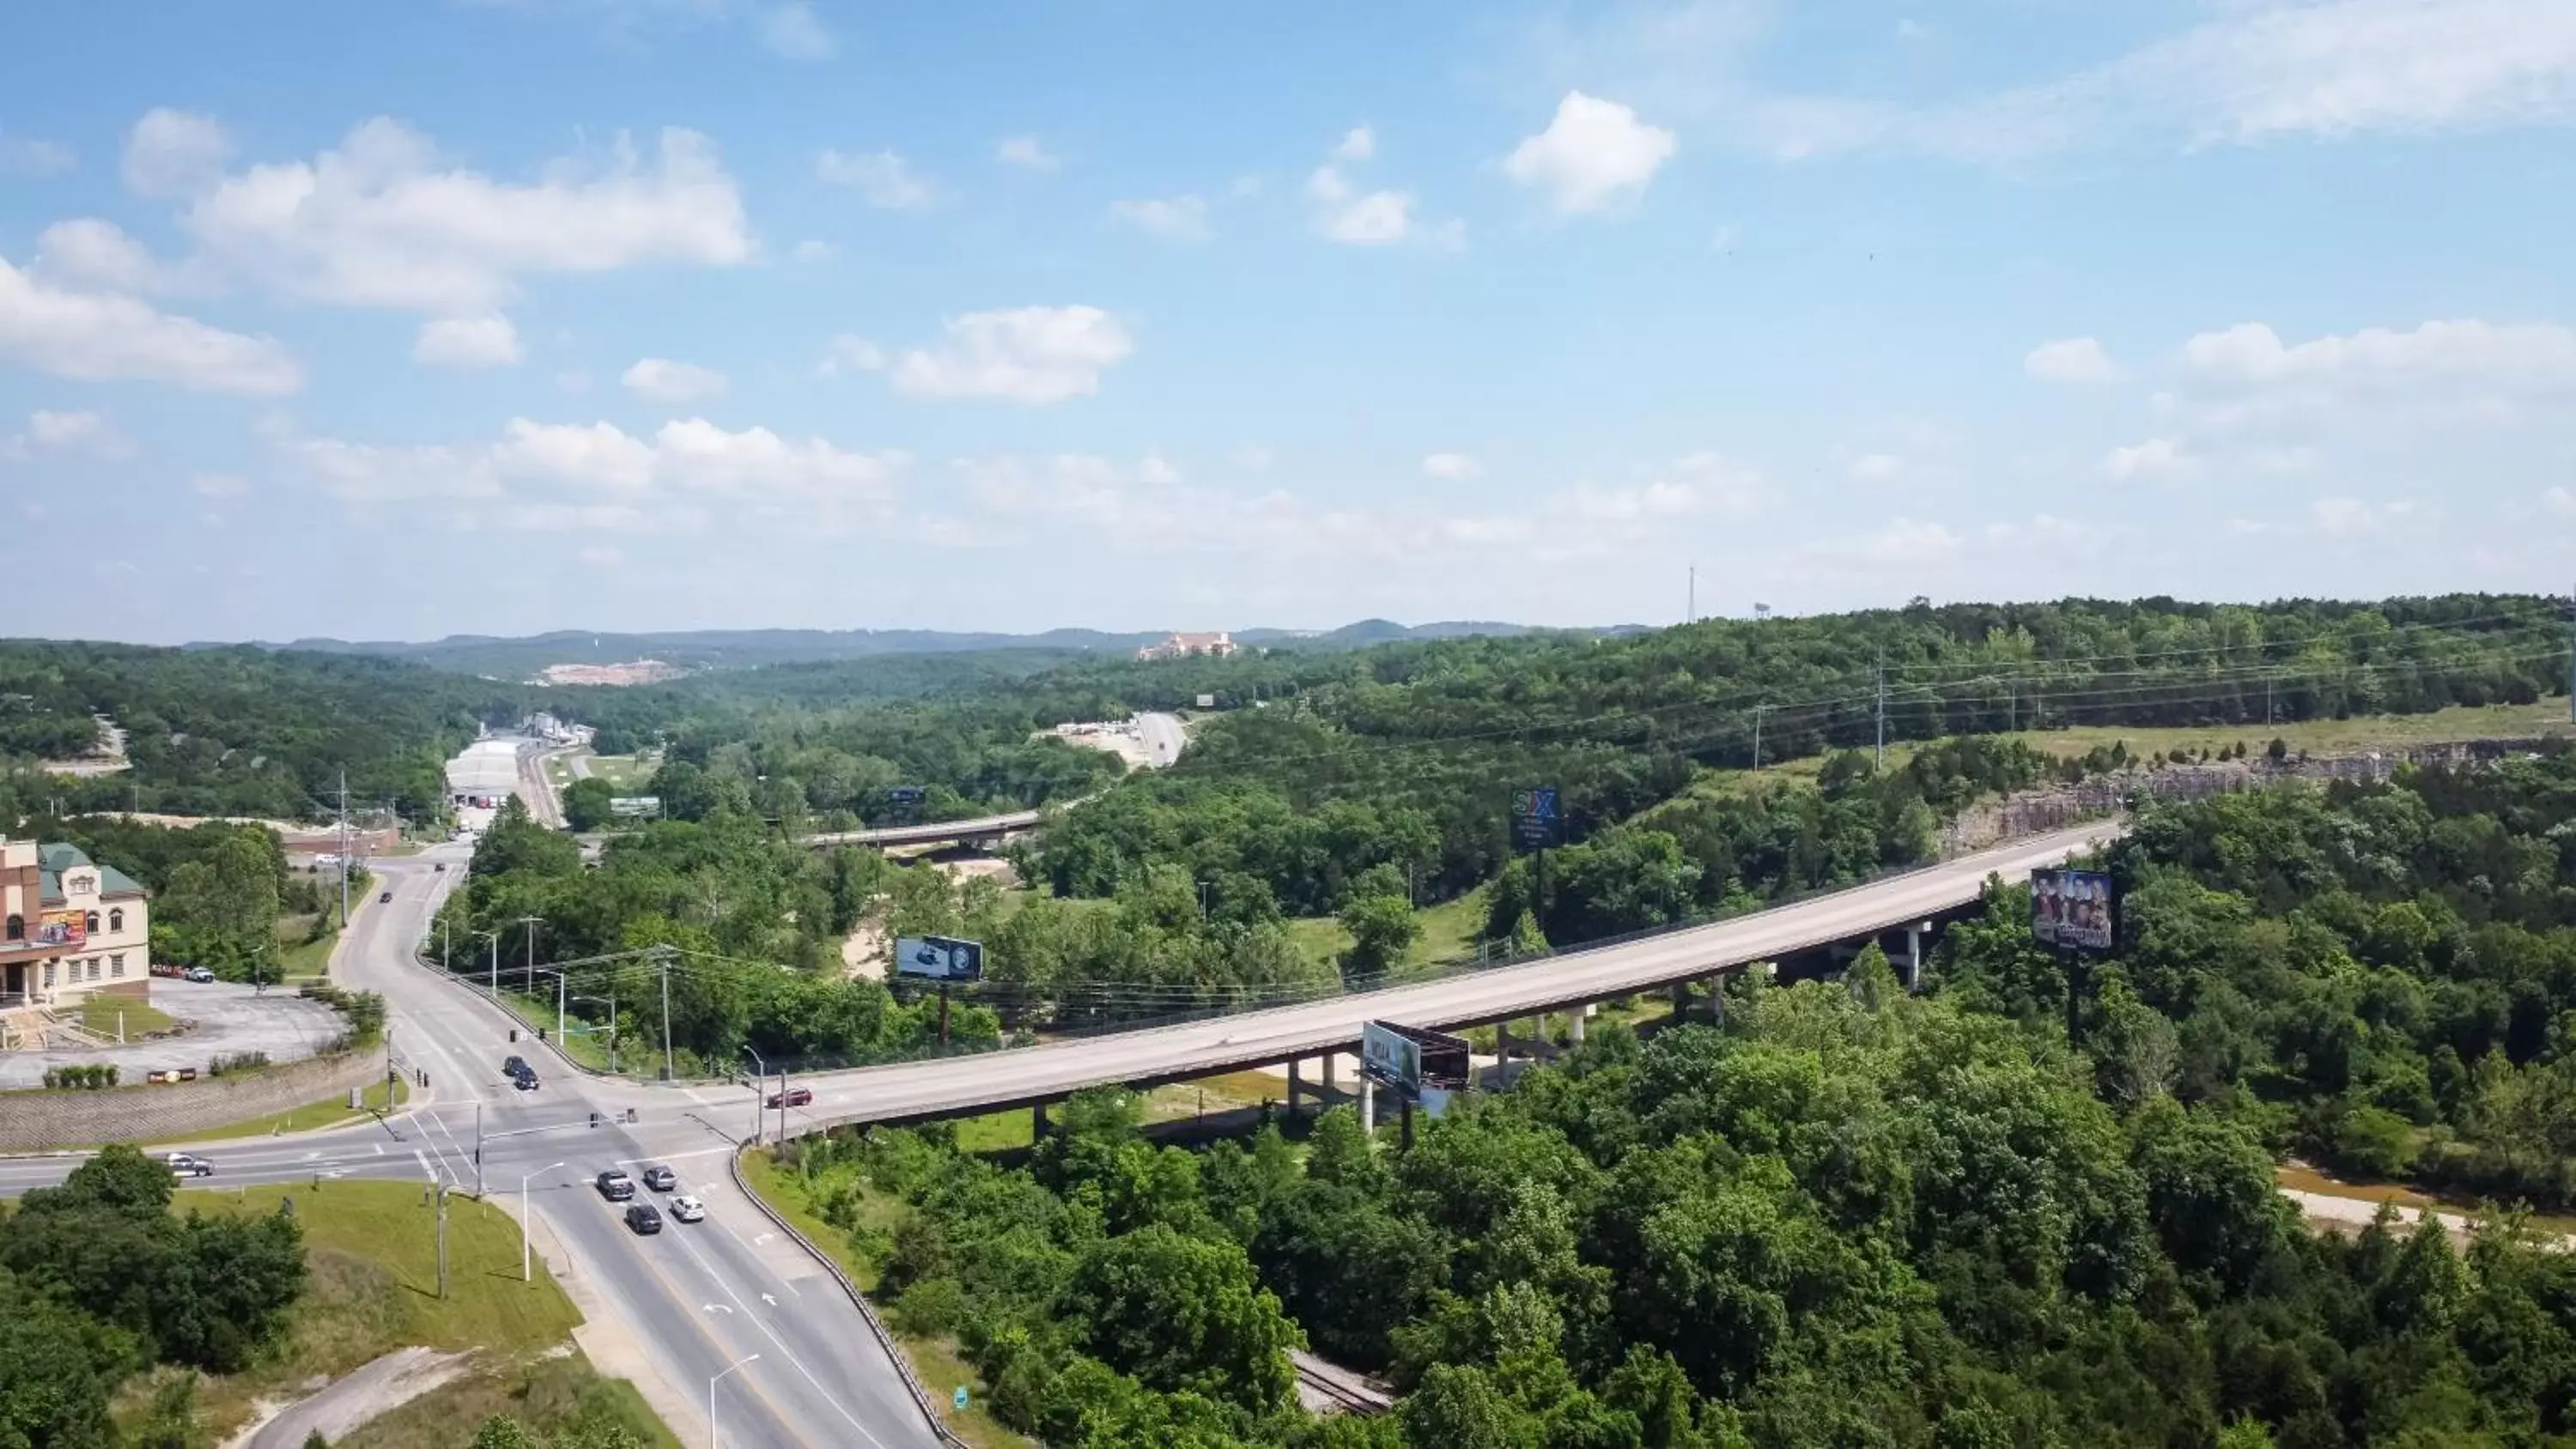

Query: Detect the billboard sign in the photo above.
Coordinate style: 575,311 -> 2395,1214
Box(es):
609,796 -> 662,818
2031,868 -> 2118,953
895,935 -> 984,982
1361,1020 -> 1471,1098
32,909 -> 85,949
888,786 -> 927,808
1510,786 -> 1561,851
1194,694 -> 1218,709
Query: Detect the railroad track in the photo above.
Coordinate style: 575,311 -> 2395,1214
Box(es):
1291,1352 -> 1394,1416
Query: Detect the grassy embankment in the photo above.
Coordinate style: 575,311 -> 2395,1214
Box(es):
154,1073 -> 408,1146
79,993 -> 179,1040
122,1180 -> 673,1449
738,1149 -> 1033,1449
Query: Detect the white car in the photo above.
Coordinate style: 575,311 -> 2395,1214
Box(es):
668,1194 -> 706,1223
167,1153 -> 215,1178
182,967 -> 216,984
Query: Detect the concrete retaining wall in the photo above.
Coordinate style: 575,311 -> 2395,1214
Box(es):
0,1048 -> 383,1150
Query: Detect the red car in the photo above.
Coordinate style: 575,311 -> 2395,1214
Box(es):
765,1086 -> 813,1109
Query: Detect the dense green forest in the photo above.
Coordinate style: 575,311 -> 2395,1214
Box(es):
771,757 -> 2576,1449
433,799 -> 998,1074
0,1147 -> 306,1446
0,641 -> 522,821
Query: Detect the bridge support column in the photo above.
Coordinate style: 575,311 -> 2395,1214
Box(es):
1286,1058 -> 1303,1117
1494,1019 -> 1512,1060
1362,1078 -> 1376,1135
1528,1015 -> 1546,1049
1032,1100 -> 1049,1141
1567,1009 -> 1586,1046
1710,975 -> 1727,1026
1905,922 -> 1927,992
1321,1052 -> 1337,1097
1671,981 -> 1691,1016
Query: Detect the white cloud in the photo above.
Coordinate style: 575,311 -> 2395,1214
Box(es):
815,334 -> 885,378
996,136 -> 1060,172
621,357 -> 729,403
191,472 -> 250,498
167,118 -> 751,314
1139,451 -> 1182,486
2310,495 -> 2417,535
29,220 -> 183,296
2102,436 -> 2201,481
1308,166 -> 1415,244
2,409 -> 134,461
0,255 -> 302,394
1504,91 -> 1678,214
2025,336 -> 2122,383
887,305 -> 1134,404
414,314 -> 521,369
1110,196 -> 1211,242
1659,451 -> 1774,514
2182,318 -> 2576,386
577,543 -> 623,566
287,415 -> 906,524
122,108 -> 232,198
1422,452 -> 1484,480
756,1 -> 836,60
817,149 -> 935,209
0,132 -> 74,178
1334,126 -> 1376,162
2545,485 -> 2576,520
790,239 -> 837,263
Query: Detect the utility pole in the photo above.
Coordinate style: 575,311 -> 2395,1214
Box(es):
654,945 -> 675,1081
1752,704 -> 1765,771
1874,658 -> 1887,771
337,768 -> 351,929
434,1184 -> 450,1300
2567,581 -> 2574,724
516,916 -> 544,1002
742,1045 -> 766,1145
1687,565 -> 1695,624
473,1101 -> 484,1196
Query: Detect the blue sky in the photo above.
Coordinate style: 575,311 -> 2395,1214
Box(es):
3,0 -> 2573,644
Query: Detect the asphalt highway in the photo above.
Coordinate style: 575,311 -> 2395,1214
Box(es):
0,846 -> 942,1449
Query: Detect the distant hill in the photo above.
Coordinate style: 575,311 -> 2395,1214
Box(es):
227,621 -> 1607,680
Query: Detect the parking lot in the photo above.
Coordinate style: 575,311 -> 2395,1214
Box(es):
0,979 -> 349,1088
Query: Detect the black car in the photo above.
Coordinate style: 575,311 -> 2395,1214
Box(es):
595,1169 -> 635,1201
379,890 -> 392,903
623,1203 -> 663,1235
641,1165 -> 677,1192
502,1055 -> 530,1078
513,1072 -> 539,1092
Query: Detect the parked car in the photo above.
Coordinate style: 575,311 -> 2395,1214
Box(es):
181,967 -> 216,984
641,1165 -> 677,1192
668,1194 -> 706,1223
765,1085 -> 813,1109
595,1169 -> 634,1201
166,1153 -> 215,1177
623,1202 -> 663,1235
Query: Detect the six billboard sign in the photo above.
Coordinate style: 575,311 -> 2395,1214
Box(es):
2031,868 -> 2118,953
1510,785 -> 1561,851
888,786 -> 927,808
609,796 -> 662,818
894,935 -> 984,982
1360,1019 -> 1471,1098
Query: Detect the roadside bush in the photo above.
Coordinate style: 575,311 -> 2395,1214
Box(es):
206,1051 -> 270,1078
41,1064 -> 118,1089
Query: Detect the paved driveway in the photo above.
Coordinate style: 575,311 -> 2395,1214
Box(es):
0,979 -> 347,1087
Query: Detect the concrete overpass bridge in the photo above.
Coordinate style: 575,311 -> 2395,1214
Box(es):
773,822 -> 2120,1137
802,809 -> 1041,851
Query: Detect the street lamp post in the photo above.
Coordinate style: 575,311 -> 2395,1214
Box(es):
709,1353 -> 761,1449
475,930 -> 499,1000
740,1044 -> 767,1145
521,1160 -> 564,1282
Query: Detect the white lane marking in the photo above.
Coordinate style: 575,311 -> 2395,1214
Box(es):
612,1146 -> 735,1167
716,1222 -> 802,1296
665,1222 -> 891,1449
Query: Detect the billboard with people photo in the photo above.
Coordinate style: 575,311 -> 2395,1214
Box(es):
2031,868 -> 2117,953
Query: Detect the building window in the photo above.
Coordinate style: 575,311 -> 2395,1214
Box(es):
112,954 -> 126,978
86,958 -> 100,981
109,908 -> 125,933
3,914 -> 18,941
42,961 -> 55,987
85,912 -> 100,936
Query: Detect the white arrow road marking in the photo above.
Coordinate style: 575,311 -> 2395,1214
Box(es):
752,1232 -> 775,1246
760,1293 -> 778,1307
702,1302 -> 733,1315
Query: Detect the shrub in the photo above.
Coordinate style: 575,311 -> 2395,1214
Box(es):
207,1051 -> 271,1078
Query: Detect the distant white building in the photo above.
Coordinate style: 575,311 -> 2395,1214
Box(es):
1137,631 -> 1239,661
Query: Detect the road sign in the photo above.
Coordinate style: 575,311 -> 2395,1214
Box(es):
953,1386 -> 971,1412
1510,785 -> 1561,851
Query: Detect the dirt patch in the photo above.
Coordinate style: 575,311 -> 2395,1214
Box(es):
841,921 -> 889,981
231,1347 -> 471,1449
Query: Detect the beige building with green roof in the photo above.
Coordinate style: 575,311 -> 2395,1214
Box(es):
0,839 -> 151,1007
